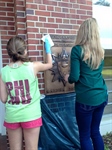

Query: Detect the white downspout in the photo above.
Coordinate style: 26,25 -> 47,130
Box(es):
0,33 -> 6,135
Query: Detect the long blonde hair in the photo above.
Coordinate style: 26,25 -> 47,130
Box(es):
75,18 -> 104,69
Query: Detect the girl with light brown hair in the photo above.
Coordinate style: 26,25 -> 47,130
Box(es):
0,35 -> 53,150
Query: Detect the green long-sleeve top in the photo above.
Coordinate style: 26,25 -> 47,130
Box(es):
68,45 -> 108,106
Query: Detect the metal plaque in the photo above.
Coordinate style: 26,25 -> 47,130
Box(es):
43,34 -> 76,95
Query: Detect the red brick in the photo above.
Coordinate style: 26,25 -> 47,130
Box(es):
70,9 -> 76,14
39,5 -> 46,10
35,34 -> 42,39
16,1 -> 24,6
0,7 -> 13,12
56,29 -> 63,34
37,74 -> 41,78
63,19 -> 69,24
26,9 -> 34,15
64,30 -> 69,34
16,18 -> 26,22
80,5 -> 92,10
8,31 -> 16,35
1,49 -> 8,54
2,55 -> 10,59
27,39 -> 39,45
35,10 -> 50,17
77,19 -> 84,25
39,17 -> 46,22
56,18 -> 62,23
51,12 -> 65,18
58,2 -> 72,8
87,11 -> 92,15
70,30 -> 77,34
0,3 -> 5,6
36,22 -> 43,27
70,20 -> 77,24
43,0 -> 57,6
59,24 -> 73,29
0,17 -> 14,21
17,24 -> 26,29
63,0 -> 69,2
26,0 -> 34,3
40,89 -> 45,94
8,22 -> 15,26
77,0 -> 86,4
73,25 -> 80,30
40,28 -> 47,34
34,0 -> 42,4
62,8 -> 69,13
27,22 -> 35,27
80,15 -> 90,20
26,16 -> 38,21
66,14 -> 79,19
0,12 -> 6,16
7,3 -> 14,7
70,0 -> 77,2
1,40 -> 8,45
38,79 -> 44,83
16,6 -> 25,11
29,51 -> 39,56
26,4 -> 37,9
17,30 -> 26,34
28,45 -> 37,50
0,26 -> 14,30
44,23 -> 58,28
3,59 -> 9,64
87,1 -> 92,5
48,18 -> 55,22
0,22 -> 6,25
7,12 -> 15,17
47,6 -> 54,11
73,3 -> 79,8
1,0 -> 13,2
77,9 -> 86,14
27,34 -> 36,39
1,31 -> 7,35
27,28 -> 39,33
55,7 -> 61,12
37,45 -> 43,50
17,12 -> 25,17
48,29 -> 55,34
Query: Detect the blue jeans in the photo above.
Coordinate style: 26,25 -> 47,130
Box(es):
75,101 -> 107,150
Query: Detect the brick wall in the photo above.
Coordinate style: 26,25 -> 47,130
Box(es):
0,0 -> 92,93
0,0 -> 15,65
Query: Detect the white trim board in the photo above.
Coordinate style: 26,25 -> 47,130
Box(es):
0,33 -> 6,135
100,114 -> 112,135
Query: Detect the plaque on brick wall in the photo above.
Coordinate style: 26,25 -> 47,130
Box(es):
43,34 -> 76,95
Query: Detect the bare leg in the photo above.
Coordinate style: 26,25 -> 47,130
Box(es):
23,127 -> 40,150
7,127 -> 23,150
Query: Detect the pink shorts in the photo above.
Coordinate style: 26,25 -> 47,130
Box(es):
4,118 -> 42,129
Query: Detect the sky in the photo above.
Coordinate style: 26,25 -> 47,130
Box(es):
92,0 -> 112,49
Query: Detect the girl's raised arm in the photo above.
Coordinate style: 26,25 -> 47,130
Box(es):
33,36 -> 53,75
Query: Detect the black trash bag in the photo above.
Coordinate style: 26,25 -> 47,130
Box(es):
38,92 -> 81,150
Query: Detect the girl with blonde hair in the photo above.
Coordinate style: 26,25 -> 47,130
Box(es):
65,18 -> 108,150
